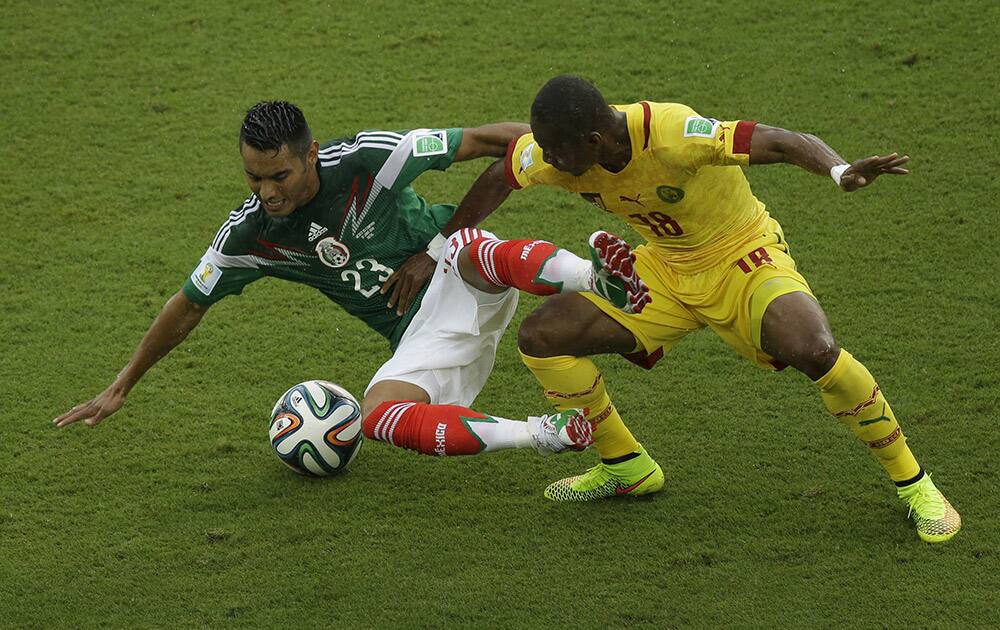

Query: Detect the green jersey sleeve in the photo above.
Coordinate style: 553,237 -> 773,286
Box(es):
182,195 -> 266,306
348,128 -> 463,193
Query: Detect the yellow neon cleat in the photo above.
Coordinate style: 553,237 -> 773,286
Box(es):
897,473 -> 962,543
544,444 -> 663,501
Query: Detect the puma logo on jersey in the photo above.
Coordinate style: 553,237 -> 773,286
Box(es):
308,222 -> 328,242
619,193 -> 644,207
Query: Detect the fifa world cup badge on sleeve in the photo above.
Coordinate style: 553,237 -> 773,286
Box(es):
683,116 -> 719,138
191,259 -> 222,295
412,130 -> 448,157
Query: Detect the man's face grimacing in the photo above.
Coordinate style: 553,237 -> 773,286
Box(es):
240,141 -> 319,217
531,118 -> 599,177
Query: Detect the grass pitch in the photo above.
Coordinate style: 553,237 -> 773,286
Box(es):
3,1 -> 999,627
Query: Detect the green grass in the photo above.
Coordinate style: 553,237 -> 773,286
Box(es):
3,0 -> 999,627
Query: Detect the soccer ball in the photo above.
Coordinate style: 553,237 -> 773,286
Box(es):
268,380 -> 364,476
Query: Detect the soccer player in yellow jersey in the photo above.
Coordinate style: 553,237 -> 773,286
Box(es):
458,75 -> 959,542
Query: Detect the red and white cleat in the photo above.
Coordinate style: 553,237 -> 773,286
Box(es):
528,408 -> 593,455
587,230 -> 651,314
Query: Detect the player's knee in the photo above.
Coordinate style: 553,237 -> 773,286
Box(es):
455,244 -> 479,282
796,334 -> 841,379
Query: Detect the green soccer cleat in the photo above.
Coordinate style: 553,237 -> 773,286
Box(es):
587,230 -> 651,314
897,473 -> 962,543
544,444 -> 664,501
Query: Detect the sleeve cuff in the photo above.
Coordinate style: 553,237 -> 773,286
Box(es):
503,136 -> 524,189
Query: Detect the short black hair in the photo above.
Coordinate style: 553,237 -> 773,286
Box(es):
240,101 -> 312,157
531,75 -> 614,141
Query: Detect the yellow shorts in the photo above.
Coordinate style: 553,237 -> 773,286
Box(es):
583,217 -> 813,370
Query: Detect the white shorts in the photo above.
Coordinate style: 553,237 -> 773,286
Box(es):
366,229 -> 519,407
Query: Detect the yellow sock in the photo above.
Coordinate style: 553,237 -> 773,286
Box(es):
519,352 -> 640,459
816,349 -> 921,482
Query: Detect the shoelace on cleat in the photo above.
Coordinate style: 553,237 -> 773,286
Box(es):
901,474 -> 944,520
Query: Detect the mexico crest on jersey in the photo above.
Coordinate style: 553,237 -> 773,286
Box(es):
315,236 -> 351,268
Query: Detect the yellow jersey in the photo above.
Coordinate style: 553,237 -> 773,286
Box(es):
505,102 -> 769,274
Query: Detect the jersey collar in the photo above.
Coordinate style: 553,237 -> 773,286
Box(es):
607,102 -> 651,172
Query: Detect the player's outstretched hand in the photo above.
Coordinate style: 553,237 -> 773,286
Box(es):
53,385 -> 126,428
840,153 -> 910,192
382,252 -> 435,316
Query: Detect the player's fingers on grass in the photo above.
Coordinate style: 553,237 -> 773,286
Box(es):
54,402 -> 92,426
56,411 -> 90,428
84,402 -> 120,427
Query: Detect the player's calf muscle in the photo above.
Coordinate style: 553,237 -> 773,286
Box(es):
518,295 -> 634,358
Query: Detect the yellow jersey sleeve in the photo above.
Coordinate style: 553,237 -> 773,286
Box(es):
504,133 -> 548,189
651,104 -> 757,172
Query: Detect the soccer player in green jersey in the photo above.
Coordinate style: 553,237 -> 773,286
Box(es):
54,101 -> 652,462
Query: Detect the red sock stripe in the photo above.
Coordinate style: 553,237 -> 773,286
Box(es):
476,239 -> 505,286
468,237 -> 561,295
369,401 -> 415,445
362,401 -> 487,456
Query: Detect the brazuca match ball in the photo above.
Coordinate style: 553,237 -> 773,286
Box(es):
268,380 -> 363,476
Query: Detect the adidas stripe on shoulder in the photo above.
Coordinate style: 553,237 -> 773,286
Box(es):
212,194 -> 261,252
318,131 -> 404,167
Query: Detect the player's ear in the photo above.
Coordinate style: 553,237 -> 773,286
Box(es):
585,131 -> 604,154
306,140 -> 319,167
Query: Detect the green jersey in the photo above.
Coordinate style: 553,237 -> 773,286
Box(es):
182,128 -> 463,349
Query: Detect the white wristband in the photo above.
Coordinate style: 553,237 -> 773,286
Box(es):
830,164 -> 850,186
426,232 -> 447,261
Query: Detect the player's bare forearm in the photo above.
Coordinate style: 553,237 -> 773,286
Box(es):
748,124 -> 846,175
115,291 -> 208,393
54,290 -> 208,427
748,124 -> 910,192
440,159 -> 512,235
454,123 -> 530,162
